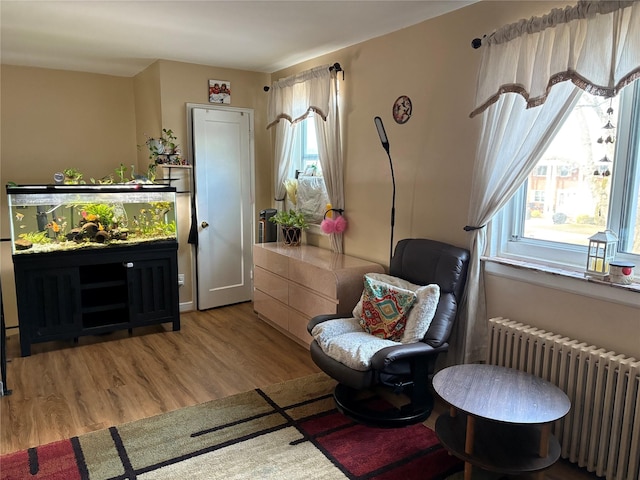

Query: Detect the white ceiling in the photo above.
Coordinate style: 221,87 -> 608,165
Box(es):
1,1 -> 478,77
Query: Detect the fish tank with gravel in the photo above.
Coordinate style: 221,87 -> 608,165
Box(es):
6,184 -> 177,255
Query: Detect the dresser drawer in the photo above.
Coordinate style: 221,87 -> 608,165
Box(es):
253,245 -> 288,277
253,289 -> 288,331
254,266 -> 288,304
288,309 -> 312,346
253,242 -> 382,349
288,283 -> 337,318
289,258 -> 337,298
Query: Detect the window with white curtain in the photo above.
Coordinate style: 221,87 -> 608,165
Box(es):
287,113 -> 328,223
493,80 -> 640,270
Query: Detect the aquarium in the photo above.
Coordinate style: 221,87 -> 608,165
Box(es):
6,184 -> 177,255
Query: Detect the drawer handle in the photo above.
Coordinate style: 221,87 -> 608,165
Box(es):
123,262 -> 134,268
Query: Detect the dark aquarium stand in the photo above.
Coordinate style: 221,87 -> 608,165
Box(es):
13,242 -> 180,356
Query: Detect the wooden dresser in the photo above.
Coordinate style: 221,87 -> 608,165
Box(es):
253,243 -> 384,347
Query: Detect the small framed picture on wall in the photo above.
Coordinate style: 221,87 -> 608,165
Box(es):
209,80 -> 231,104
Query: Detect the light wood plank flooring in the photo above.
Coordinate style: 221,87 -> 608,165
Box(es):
1,302 -> 599,479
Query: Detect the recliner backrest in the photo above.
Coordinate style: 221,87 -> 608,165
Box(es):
389,238 -> 470,348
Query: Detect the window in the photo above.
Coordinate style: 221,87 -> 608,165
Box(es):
494,81 -> 640,271
294,114 -> 322,177
534,165 -> 548,176
532,190 -> 545,202
301,116 -> 320,174
557,165 -> 572,177
288,113 -> 328,224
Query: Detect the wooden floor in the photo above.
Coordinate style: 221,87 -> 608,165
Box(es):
0,302 -> 600,479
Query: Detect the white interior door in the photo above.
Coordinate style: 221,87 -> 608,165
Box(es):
192,107 -> 254,309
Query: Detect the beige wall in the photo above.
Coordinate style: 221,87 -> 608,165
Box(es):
133,61 -> 162,170
0,66 -> 137,188
1,0 -> 638,358
1,66 -> 137,329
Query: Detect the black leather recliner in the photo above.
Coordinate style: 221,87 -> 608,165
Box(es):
307,238 -> 470,427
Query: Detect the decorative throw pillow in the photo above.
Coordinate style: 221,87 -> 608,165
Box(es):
400,283 -> 440,344
353,273 -> 440,344
358,275 -> 417,341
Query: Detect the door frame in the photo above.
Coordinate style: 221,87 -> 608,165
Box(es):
185,103 -> 256,310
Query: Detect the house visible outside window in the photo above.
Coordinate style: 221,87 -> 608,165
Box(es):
493,81 -> 640,270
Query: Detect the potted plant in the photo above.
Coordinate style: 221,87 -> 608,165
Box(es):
63,167 -> 85,184
269,209 -> 309,246
142,129 -> 184,164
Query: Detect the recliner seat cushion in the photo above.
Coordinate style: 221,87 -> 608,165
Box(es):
311,318 -> 400,371
312,317 -> 362,346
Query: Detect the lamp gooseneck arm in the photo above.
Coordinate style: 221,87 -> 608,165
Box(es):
374,116 -> 395,266
387,150 -> 396,267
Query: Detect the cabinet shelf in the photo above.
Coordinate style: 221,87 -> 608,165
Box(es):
82,309 -> 129,329
81,280 -> 127,290
435,412 -> 561,475
81,303 -> 128,314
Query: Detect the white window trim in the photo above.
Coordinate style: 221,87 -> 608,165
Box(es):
488,83 -> 640,303
483,257 -> 639,308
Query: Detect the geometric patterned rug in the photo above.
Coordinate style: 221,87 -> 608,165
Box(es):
0,373 -> 463,479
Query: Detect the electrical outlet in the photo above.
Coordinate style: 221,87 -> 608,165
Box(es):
178,274 -> 185,286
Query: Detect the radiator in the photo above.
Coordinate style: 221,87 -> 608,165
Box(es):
487,317 -> 640,480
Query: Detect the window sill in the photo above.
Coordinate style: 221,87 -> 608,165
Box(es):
482,256 -> 640,308
307,223 -> 324,236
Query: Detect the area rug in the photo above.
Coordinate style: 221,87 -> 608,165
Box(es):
0,373 -> 463,480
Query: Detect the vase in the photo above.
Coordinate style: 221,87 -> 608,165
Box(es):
281,226 -> 301,246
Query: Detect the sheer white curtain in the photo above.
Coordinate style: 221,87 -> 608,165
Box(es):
267,65 -> 332,127
315,70 -> 344,253
452,83 -> 581,364
267,65 -> 345,252
471,1 -> 639,117
454,0 -> 640,364
272,121 -> 296,211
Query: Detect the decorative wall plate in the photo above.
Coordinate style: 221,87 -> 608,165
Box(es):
393,95 -> 412,124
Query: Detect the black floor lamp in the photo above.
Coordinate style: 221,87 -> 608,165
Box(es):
374,116 -> 395,266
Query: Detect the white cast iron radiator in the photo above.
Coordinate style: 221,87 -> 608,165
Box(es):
487,317 -> 640,480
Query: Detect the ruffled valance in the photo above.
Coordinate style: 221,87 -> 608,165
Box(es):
266,65 -> 332,129
470,0 -> 640,117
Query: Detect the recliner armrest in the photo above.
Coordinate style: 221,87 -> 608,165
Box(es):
307,314 -> 346,334
370,342 -> 449,370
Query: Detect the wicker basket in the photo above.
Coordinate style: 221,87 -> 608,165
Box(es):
281,226 -> 301,246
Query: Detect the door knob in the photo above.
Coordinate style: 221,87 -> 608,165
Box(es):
201,221 -> 209,229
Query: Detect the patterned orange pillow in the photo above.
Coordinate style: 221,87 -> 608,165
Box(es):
358,276 -> 417,341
